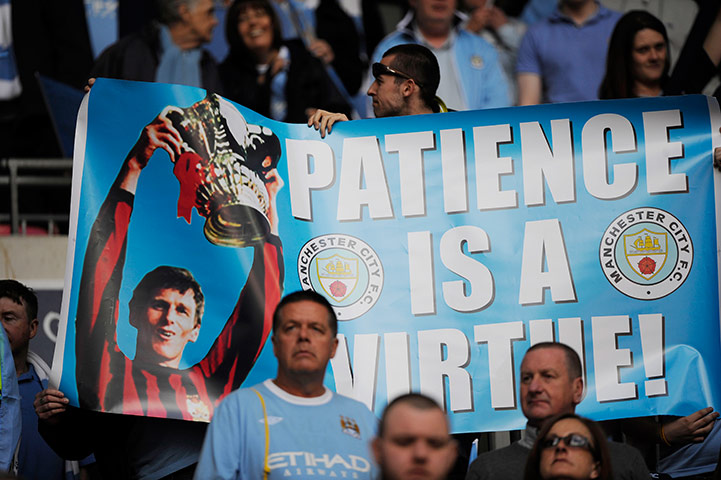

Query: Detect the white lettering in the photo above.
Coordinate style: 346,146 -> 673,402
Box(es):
385,131 -> 435,217
474,124 -> 517,210
521,119 -> 575,206
286,139 -> 335,221
518,219 -> 576,305
418,329 -> 472,412
474,322 -> 525,409
582,113 -> 638,200
408,231 -> 435,315
337,136 -> 393,221
643,110 -> 687,194
440,226 -> 494,312
330,334 -> 379,410
440,128 -> 468,213
592,315 -> 636,402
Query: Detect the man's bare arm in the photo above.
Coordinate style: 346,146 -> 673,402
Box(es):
517,73 -> 542,106
703,5 -> 721,67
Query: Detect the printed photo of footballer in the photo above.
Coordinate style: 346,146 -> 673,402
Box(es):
74,93 -> 285,422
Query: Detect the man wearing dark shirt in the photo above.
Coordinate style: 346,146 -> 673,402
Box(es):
466,342 -> 650,480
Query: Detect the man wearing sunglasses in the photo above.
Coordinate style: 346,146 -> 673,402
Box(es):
466,342 -> 650,480
308,44 -> 442,137
367,44 -> 442,119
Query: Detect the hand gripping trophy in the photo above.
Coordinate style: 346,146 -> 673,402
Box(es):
167,92 -> 282,246
73,92 -> 284,421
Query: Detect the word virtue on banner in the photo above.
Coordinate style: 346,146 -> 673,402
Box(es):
331,314 -> 667,412
286,110 -> 686,221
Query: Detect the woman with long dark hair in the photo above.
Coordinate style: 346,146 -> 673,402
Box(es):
525,413 -> 613,480
598,10 -> 669,99
219,0 -> 348,122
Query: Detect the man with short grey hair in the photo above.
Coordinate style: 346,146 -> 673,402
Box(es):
91,0 -> 222,92
466,342 -> 650,480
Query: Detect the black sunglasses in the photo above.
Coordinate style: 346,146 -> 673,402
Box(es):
371,62 -> 424,89
541,433 -> 594,451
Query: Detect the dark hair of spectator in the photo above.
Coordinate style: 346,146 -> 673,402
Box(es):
599,10 -> 670,99
378,393 -> 444,437
524,413 -> 612,480
272,290 -> 338,336
0,279 -> 38,321
225,0 -> 283,61
526,342 -> 583,380
156,0 -> 200,25
382,44 -> 441,112
129,266 -> 205,326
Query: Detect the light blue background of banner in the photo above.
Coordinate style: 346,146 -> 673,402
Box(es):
58,79 -> 721,433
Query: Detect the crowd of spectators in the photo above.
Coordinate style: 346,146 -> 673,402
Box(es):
1,0 -> 720,161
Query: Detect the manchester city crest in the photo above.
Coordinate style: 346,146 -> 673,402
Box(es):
623,229 -> 668,280
297,234 -> 384,320
599,207 -> 693,300
316,254 -> 359,302
186,394 -> 211,422
340,416 -> 361,439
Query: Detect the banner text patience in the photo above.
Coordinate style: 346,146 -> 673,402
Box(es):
286,110 -> 687,222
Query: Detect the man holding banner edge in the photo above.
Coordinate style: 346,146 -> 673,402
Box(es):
308,43 -> 444,137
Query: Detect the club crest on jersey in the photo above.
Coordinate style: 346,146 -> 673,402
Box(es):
599,207 -> 693,300
186,395 -> 210,422
259,416 -> 284,425
298,234 -> 384,320
340,416 -> 361,439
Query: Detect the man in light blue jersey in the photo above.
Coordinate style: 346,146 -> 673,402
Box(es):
195,290 -> 378,479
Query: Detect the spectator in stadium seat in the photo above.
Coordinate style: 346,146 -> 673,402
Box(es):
0,280 -> 95,479
308,43 -> 445,138
194,290 -> 378,479
466,342 -> 650,480
461,0 -> 526,103
373,393 -> 457,480
524,413 -> 613,480
365,0 -> 511,114
91,0 -> 223,93
599,8 -> 721,99
220,0 -> 350,122
516,0 -> 621,105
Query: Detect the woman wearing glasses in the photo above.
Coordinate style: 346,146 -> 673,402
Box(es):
525,413 -> 612,480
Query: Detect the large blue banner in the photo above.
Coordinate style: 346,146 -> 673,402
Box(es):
53,78 -> 721,433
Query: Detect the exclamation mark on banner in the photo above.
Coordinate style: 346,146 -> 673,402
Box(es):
639,314 -> 667,397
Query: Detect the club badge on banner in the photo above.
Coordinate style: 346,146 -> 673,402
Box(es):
52,78 -> 721,432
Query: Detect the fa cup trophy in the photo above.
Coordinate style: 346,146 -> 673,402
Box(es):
165,93 -> 281,247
